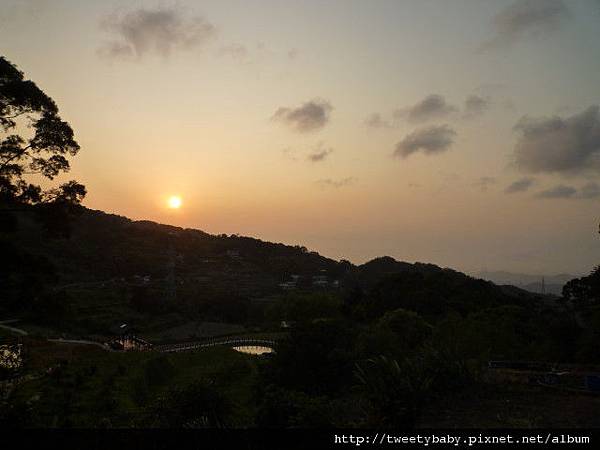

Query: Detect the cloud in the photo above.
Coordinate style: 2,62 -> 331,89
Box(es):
395,94 -> 457,123
578,182 -> 600,199
316,177 -> 357,189
439,171 -> 461,182
394,125 -> 456,159
218,43 -> 248,60
369,93 -> 488,127
364,113 -> 392,129
505,177 -> 535,193
282,142 -> 334,162
463,95 -> 491,119
307,142 -> 333,162
481,0 -> 570,50
0,0 -> 49,24
272,99 -> 333,133
98,6 -> 216,60
281,146 -> 298,161
536,182 -> 600,199
536,184 -> 576,198
473,176 -> 496,192
512,105 -> 600,175
287,48 -> 299,60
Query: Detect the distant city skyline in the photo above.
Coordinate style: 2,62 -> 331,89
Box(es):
2,0 -> 599,275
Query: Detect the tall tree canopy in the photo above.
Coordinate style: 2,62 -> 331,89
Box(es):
0,56 -> 85,206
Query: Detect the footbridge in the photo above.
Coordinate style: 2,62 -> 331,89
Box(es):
155,337 -> 278,353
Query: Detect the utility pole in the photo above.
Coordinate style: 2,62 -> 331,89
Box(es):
164,232 -> 177,302
541,276 -> 546,295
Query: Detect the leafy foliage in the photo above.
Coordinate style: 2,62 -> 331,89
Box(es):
0,56 -> 85,206
563,266 -> 600,307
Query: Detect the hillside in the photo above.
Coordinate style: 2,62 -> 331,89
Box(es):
8,207 -> 345,286
2,207 -> 554,339
342,257 -> 544,321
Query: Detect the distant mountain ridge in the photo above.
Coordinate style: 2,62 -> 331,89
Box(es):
476,270 -> 577,296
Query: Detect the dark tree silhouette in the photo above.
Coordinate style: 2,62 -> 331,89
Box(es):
563,266 -> 600,307
0,56 -> 85,206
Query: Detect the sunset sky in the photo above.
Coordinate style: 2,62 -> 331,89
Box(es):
2,0 -> 599,275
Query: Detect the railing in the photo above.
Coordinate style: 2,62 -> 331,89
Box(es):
488,360 -> 600,394
156,338 -> 277,353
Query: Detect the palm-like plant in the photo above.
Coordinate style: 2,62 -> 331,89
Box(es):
355,355 -> 433,427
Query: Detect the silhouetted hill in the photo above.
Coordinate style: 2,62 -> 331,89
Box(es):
342,257 -> 545,321
8,207 -> 346,287
2,206 -> 554,333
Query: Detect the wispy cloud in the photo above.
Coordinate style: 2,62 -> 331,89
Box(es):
98,6 -> 216,60
579,182 -> 600,199
480,0 -> 570,51
364,113 -> 392,129
287,48 -> 300,60
536,182 -> 600,199
536,184 -> 577,199
272,99 -> 333,133
217,43 -> 248,61
512,105 -> 600,175
394,125 -> 456,159
505,177 -> 535,193
463,95 -> 491,119
473,176 -> 497,192
394,94 -> 457,123
0,0 -> 49,24
369,93 -> 492,129
307,142 -> 333,162
316,177 -> 357,189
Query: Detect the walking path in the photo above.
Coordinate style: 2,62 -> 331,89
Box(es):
0,320 -> 28,336
47,338 -> 113,351
1,319 -> 278,354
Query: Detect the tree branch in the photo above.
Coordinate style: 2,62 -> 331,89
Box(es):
0,144 -> 32,171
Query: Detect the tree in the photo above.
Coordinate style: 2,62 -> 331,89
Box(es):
142,380 -> 232,428
563,267 -> 600,307
0,56 -> 85,206
356,309 -> 432,360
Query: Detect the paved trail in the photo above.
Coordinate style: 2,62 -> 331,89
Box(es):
0,321 -> 28,336
1,320 -> 112,350
47,338 -> 113,351
1,319 -> 278,354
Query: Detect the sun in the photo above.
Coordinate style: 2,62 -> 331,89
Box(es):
167,195 -> 182,209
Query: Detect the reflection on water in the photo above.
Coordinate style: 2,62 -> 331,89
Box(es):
0,344 -> 23,370
233,345 -> 274,355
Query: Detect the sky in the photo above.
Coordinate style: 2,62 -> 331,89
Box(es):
1,0 -> 599,276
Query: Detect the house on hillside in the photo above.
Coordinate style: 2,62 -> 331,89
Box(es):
312,275 -> 328,287
279,281 -> 297,290
226,249 -> 241,259
280,320 -> 296,329
279,274 -> 301,290
132,275 -> 151,286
